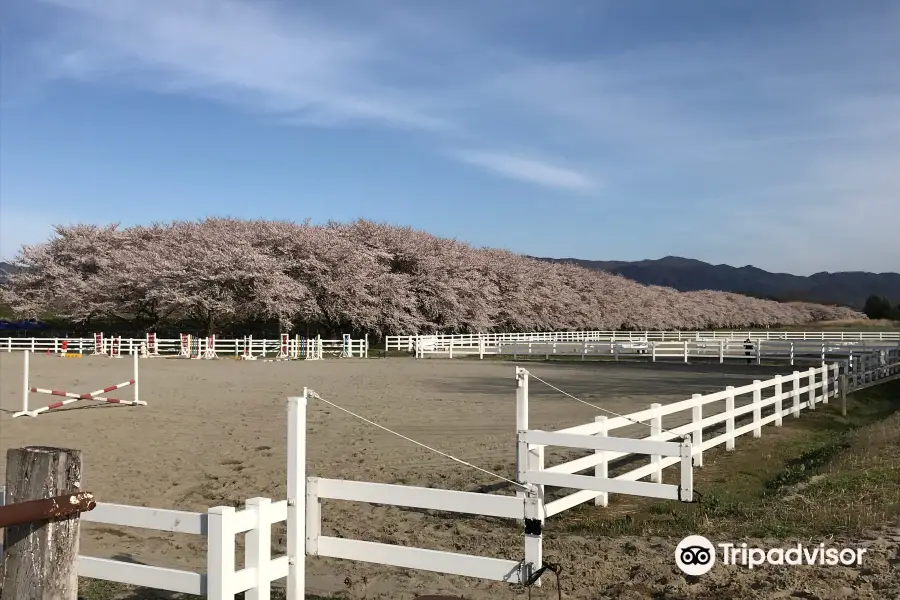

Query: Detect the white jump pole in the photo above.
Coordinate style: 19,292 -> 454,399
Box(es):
21,350 -> 30,416
134,346 -> 140,405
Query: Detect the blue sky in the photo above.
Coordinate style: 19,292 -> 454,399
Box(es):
2,0 -> 898,275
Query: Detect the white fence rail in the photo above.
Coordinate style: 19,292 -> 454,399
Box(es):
388,329 -> 900,352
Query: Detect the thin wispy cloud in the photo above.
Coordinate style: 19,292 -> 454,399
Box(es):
455,150 -> 596,191
4,0 -> 899,271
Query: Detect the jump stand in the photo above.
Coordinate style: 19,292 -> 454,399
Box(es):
276,333 -> 294,360
176,334 -> 218,359
92,333 -> 122,357
240,335 -> 259,360
306,335 -> 323,360
179,334 -> 192,358
201,335 -> 218,359
266,334 -> 322,361
144,332 -> 160,357
14,350 -> 146,418
93,332 -> 106,356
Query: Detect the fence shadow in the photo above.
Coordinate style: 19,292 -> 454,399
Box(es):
78,553 -> 340,600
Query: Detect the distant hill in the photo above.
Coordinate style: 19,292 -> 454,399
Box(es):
531,256 -> 900,309
0,262 -> 19,284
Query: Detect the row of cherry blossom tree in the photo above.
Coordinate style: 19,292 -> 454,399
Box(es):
1,218 -> 862,336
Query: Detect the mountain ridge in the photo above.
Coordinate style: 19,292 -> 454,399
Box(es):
530,255 -> 900,308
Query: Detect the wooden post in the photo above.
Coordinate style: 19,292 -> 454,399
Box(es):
1,447 -> 84,600
840,372 -> 848,417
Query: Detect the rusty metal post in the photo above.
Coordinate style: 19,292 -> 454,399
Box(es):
1,447 -> 84,600
0,492 -> 95,529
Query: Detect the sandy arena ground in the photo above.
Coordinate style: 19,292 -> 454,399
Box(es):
0,354 -> 897,599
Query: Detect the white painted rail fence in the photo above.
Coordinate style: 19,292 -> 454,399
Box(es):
389,329 -> 900,352
0,334 -> 369,359
517,348 -> 900,517
2,348 -> 898,597
0,491 -> 291,599
414,336 -> 900,366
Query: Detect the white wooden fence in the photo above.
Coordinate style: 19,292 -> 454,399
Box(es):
0,334 -> 369,359
0,490 -> 292,599
388,329 -> 900,352
414,336 -> 900,367
2,347 -> 897,597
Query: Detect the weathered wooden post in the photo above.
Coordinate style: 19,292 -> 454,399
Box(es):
839,371 -> 848,418
1,447 -> 86,600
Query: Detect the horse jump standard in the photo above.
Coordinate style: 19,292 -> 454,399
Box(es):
178,334 -> 218,359
13,350 -> 146,418
92,333 -> 123,357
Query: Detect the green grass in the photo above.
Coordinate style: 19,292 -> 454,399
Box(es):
552,380 -> 900,540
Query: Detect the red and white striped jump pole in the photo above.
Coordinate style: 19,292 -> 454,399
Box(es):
13,350 -> 146,418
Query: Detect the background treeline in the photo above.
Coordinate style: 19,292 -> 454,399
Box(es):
0,218 -> 864,339
863,295 -> 900,321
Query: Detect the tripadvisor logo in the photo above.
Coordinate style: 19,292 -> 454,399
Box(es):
675,535 -> 867,575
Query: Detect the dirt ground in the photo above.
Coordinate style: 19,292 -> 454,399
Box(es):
0,354 -> 896,599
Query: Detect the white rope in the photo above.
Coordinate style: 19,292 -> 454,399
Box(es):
306,390 -> 528,490
525,371 -> 687,439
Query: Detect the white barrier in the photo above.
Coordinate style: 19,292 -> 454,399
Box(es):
391,329 -> 900,352
13,350 -> 146,418
0,334 -> 370,358
415,337 -> 900,367
516,347 -> 900,516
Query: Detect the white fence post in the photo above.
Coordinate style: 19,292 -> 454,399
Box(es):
287,394 -> 307,599
207,506 -> 236,600
524,495 -> 543,587
516,367 -> 529,502
594,415 -> 608,506
792,371 -> 801,417
774,375 -> 783,426
808,367 -> 816,410
691,394 -> 703,467
651,403 -> 662,482
725,386 -> 735,450
821,365 -> 829,404
246,498 -> 273,600
752,380 -> 762,437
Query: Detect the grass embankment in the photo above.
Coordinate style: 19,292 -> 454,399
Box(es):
555,381 -> 900,539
